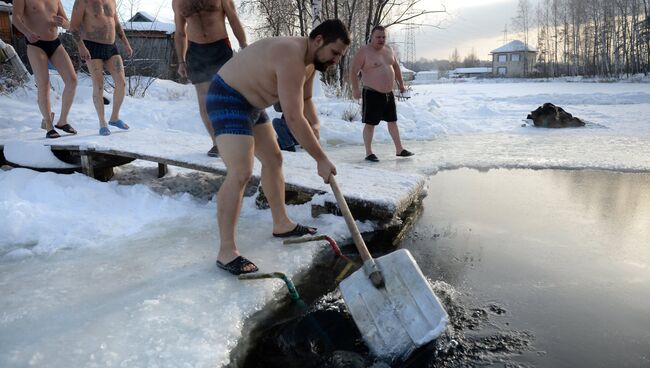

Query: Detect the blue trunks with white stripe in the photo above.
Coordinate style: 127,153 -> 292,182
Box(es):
206,74 -> 269,136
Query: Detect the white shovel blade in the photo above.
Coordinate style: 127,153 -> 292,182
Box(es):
339,249 -> 448,361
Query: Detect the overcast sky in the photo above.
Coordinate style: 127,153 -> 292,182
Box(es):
63,0 -> 523,61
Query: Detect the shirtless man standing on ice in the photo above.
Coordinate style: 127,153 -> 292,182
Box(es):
350,25 -> 413,162
207,19 -> 350,275
70,0 -> 133,136
173,0 -> 247,157
13,0 -> 78,139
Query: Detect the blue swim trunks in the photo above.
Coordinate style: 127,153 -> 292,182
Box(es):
206,74 -> 270,136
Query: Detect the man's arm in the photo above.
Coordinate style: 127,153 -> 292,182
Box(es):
114,9 -> 132,58
172,0 -> 188,79
302,71 -> 320,140
69,0 -> 90,60
54,1 -> 71,30
12,0 -> 39,43
349,47 -> 365,99
223,0 -> 247,48
277,55 -> 335,182
391,49 -> 405,93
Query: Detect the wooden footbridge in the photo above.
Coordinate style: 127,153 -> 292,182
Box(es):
0,128 -> 426,226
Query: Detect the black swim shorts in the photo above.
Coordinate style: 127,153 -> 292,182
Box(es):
83,40 -> 119,61
26,38 -> 62,59
206,74 -> 270,136
362,88 -> 397,126
187,38 -> 233,84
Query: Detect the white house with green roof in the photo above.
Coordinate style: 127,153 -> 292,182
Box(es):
490,40 -> 537,77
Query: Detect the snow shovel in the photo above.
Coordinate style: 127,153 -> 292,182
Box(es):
329,175 -> 449,361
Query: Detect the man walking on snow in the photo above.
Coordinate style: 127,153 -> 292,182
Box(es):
207,19 -> 350,275
173,0 -> 247,157
13,0 -> 78,139
350,25 -> 413,162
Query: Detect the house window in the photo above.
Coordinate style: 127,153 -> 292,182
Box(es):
498,54 -> 507,62
511,54 -> 520,62
497,67 -> 507,75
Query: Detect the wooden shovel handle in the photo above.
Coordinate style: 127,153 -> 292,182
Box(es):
329,176 -> 373,262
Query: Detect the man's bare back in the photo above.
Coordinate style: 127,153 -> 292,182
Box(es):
218,37 -> 315,108
173,0 -> 229,43
16,0 -> 66,41
74,0 -> 117,44
357,44 -> 397,93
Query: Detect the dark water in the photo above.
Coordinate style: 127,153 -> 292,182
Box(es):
240,169 -> 650,368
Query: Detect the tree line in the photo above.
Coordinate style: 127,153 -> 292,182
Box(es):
239,0 -> 445,89
519,0 -> 650,77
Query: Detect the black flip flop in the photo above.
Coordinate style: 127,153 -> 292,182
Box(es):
216,256 -> 259,275
272,224 -> 317,238
365,154 -> 379,162
46,129 -> 60,139
55,124 -> 77,134
396,149 -> 414,157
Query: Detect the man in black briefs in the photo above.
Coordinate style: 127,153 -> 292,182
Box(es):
173,0 -> 247,157
12,0 -> 78,138
70,0 -> 133,136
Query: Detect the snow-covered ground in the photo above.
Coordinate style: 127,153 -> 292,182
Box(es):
1,73 -> 649,367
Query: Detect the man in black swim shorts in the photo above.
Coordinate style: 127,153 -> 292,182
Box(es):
173,0 -> 247,157
350,25 -> 414,162
70,0 -> 133,136
13,0 -> 78,138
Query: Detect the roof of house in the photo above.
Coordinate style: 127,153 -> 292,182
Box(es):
123,11 -> 175,34
490,40 -> 536,53
0,1 -> 12,12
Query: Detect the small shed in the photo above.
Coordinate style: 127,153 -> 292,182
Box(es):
490,40 -> 537,77
0,1 -> 13,43
449,67 -> 492,78
413,70 -> 439,84
121,11 -> 178,80
400,63 -> 415,81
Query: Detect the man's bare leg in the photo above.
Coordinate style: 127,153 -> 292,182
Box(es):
87,59 -> 107,128
105,55 -> 128,127
49,46 -> 77,126
252,123 -> 296,234
195,82 -> 217,147
387,121 -> 405,154
27,46 -> 53,130
363,123 -> 375,156
214,133 -> 256,271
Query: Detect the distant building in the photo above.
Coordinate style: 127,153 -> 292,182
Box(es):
449,67 -> 492,78
400,63 -> 415,81
414,70 -> 439,83
490,40 -> 536,77
121,11 -> 177,80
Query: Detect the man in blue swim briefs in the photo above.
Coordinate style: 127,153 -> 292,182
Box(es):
206,19 -> 350,275
173,0 -> 247,157
13,0 -> 78,139
70,0 -> 133,136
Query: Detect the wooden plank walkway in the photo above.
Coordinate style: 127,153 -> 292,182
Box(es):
0,128 -> 426,223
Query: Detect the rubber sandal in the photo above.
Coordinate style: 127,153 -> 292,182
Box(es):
108,119 -> 129,130
216,256 -> 259,275
55,124 -> 77,134
207,146 -> 219,157
273,224 -> 317,238
396,149 -> 414,157
365,154 -> 379,162
99,127 -> 111,136
46,129 -> 60,139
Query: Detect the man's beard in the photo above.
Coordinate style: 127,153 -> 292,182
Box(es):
314,59 -> 332,72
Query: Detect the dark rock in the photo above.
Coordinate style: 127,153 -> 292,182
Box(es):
527,102 -> 585,128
